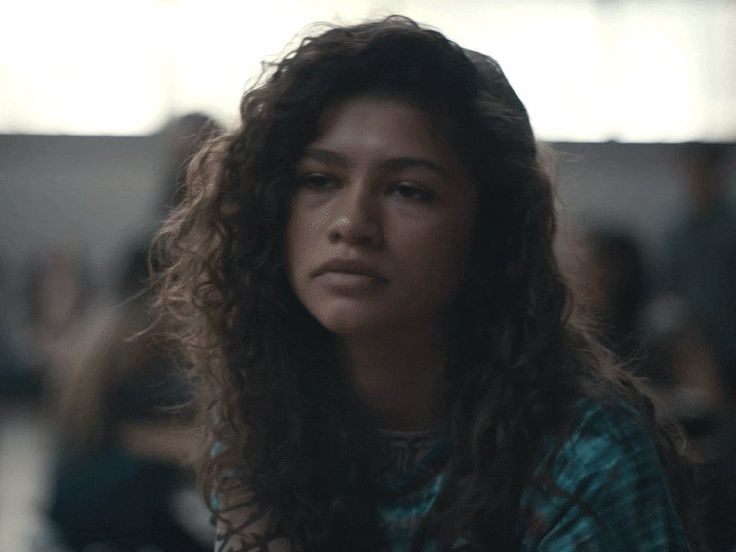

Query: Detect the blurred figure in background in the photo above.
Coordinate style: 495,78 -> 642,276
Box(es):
666,143 -> 736,402
662,145 -> 736,550
580,225 -> 731,441
642,295 -> 736,552
582,228 -> 649,364
45,113 -> 220,552
642,295 -> 730,419
581,223 -> 736,551
22,246 -> 96,401
47,243 -> 209,551
157,112 -> 222,213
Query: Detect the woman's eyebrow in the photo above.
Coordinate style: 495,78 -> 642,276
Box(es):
301,148 -> 450,178
381,157 -> 450,178
299,148 -> 349,168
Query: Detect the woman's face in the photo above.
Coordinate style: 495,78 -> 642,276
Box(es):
286,96 -> 477,338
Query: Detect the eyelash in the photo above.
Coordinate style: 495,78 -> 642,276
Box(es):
296,173 -> 435,203
388,183 -> 434,203
297,173 -> 337,190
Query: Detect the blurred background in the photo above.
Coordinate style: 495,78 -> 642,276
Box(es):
1,0 -> 735,550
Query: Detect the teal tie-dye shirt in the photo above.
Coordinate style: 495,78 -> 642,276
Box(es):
377,398 -> 691,551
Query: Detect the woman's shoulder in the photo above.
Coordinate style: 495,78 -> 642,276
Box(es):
555,396 -> 652,458
531,396 -> 665,505
519,396 -> 691,551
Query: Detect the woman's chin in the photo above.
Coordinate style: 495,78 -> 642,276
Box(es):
315,314 -> 384,338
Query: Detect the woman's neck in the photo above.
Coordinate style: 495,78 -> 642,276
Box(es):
339,326 -> 448,432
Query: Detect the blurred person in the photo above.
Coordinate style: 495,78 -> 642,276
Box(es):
21,246 -> 96,400
642,295 -> 736,552
47,242 -> 210,552
158,112 -> 223,213
661,146 -> 736,551
666,143 -> 736,401
154,17 -> 700,550
643,295 -> 730,417
582,228 -> 649,363
44,113 -> 220,552
25,247 -> 95,343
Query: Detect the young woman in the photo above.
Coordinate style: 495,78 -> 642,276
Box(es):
154,16 -> 697,551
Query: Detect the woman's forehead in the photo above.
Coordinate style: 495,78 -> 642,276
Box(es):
304,96 -> 473,180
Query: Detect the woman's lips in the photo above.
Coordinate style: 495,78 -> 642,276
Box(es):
316,271 -> 386,291
312,259 -> 388,281
312,259 -> 388,293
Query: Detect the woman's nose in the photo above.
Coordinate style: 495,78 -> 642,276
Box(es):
327,185 -> 383,247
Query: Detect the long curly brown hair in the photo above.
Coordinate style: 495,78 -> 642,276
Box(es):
153,15 -> 698,550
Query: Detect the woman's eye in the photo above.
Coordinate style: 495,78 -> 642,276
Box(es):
389,183 -> 434,202
298,173 -> 337,190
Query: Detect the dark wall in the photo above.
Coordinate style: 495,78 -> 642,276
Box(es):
0,135 -> 165,287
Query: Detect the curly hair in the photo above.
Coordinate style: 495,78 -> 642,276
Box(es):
153,15 -> 698,550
